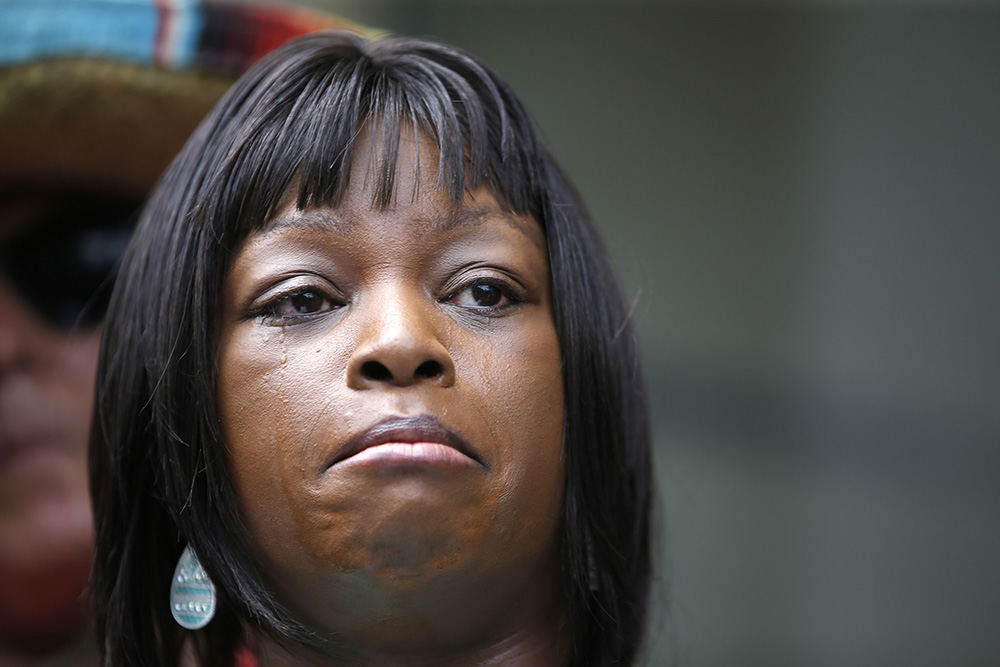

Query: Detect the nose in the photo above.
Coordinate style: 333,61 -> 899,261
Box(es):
346,289 -> 456,390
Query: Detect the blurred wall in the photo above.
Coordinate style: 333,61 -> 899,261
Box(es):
280,3 -> 1000,665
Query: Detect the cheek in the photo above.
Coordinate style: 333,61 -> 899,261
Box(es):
220,326 -> 375,581
217,328 -> 322,568
458,314 -> 566,541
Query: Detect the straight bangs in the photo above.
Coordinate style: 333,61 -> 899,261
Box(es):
194,32 -> 544,259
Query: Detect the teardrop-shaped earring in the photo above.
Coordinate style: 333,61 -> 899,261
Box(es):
169,544 -> 217,630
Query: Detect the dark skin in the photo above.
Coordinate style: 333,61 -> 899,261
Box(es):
217,128 -> 569,665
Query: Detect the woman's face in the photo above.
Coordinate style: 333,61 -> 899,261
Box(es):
217,129 -> 566,653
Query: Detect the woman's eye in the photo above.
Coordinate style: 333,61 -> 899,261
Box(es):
284,291 -> 327,314
259,289 -> 339,322
449,280 -> 519,312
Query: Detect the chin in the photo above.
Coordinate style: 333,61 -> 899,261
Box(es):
260,502 -> 563,658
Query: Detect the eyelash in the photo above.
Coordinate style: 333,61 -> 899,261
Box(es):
443,277 -> 524,315
253,285 -> 344,325
251,275 -> 524,326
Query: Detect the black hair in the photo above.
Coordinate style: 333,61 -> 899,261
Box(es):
90,31 -> 651,666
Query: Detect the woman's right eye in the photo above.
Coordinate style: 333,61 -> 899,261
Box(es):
258,288 -> 341,323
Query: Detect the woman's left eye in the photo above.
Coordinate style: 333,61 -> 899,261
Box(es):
447,279 -> 520,313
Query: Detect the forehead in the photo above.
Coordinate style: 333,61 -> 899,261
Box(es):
262,196 -> 544,253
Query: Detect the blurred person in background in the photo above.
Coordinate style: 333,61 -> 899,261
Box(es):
0,2 -> 377,664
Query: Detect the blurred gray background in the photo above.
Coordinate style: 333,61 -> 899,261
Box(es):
283,2 -> 999,665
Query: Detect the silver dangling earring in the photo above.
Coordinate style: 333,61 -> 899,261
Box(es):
170,544 -> 217,630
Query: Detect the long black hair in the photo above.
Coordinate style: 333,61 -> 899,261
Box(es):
90,31 -> 651,666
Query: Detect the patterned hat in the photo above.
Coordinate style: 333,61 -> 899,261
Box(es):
0,0 -> 381,195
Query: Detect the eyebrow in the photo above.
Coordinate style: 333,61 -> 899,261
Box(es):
261,202 -> 545,248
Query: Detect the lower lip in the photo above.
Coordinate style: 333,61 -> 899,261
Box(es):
340,442 -> 475,467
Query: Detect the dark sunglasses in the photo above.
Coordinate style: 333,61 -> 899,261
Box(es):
0,194 -> 139,330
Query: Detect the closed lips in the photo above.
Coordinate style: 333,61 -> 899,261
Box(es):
325,414 -> 486,470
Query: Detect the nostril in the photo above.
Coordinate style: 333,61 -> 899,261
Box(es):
361,360 -> 392,381
415,360 -> 443,379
